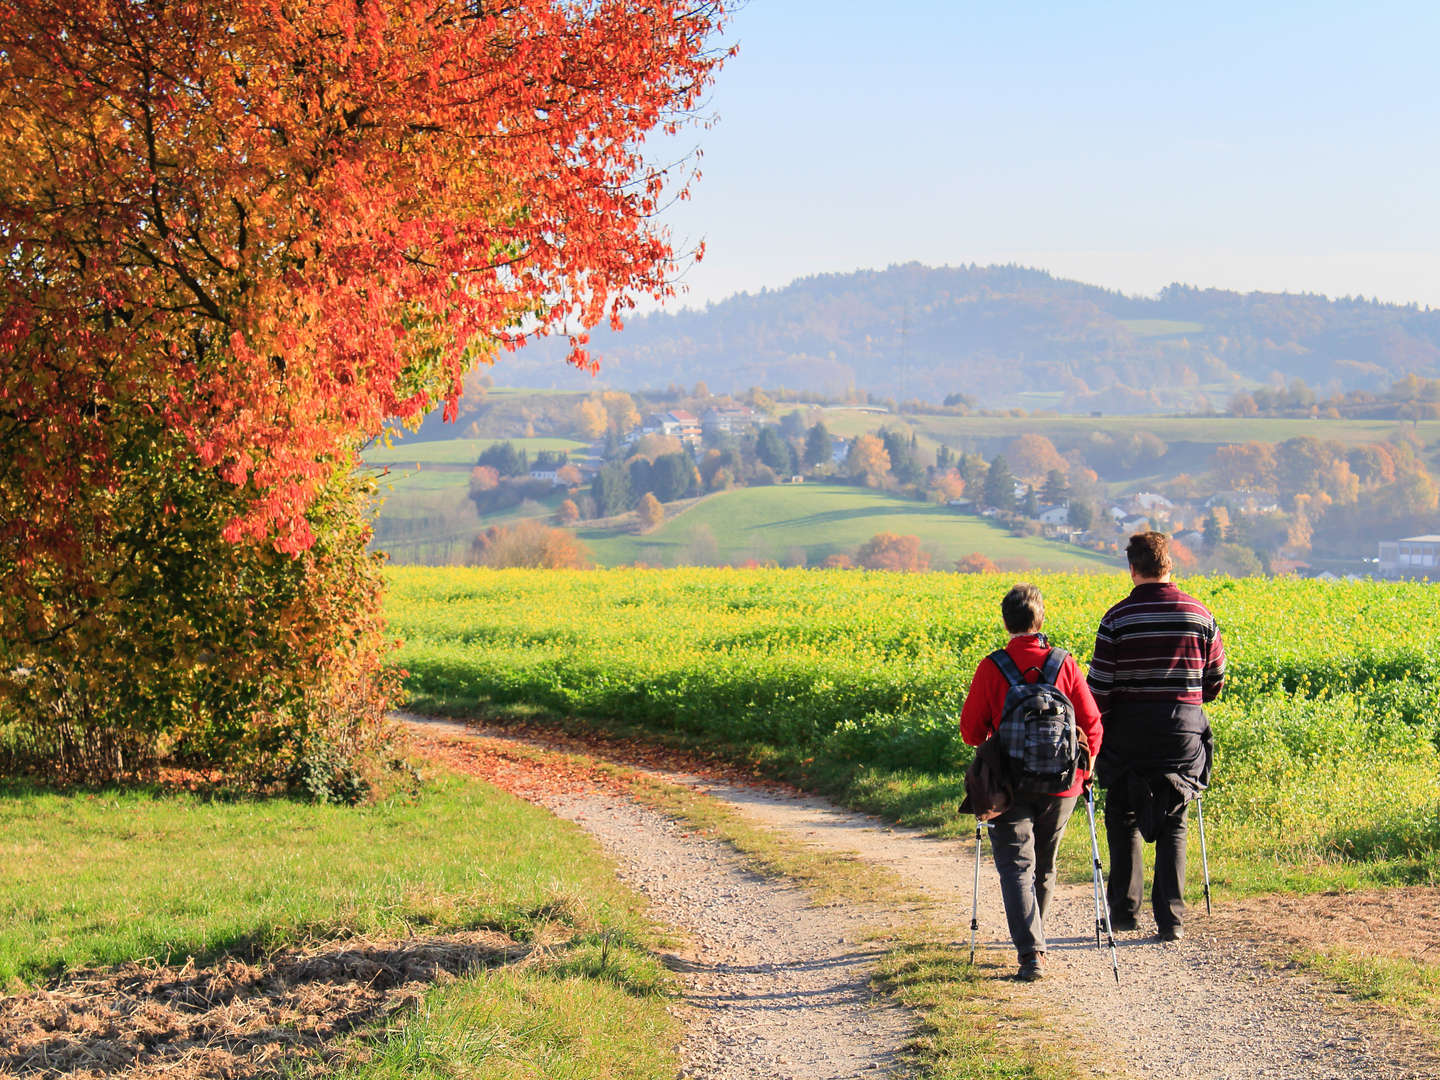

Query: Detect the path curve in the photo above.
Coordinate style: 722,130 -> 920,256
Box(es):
409,717 -> 1438,1080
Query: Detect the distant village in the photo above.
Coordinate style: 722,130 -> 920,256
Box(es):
450,381 -> 1440,578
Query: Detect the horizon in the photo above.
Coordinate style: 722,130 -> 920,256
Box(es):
644,260 -> 1440,318
644,1 -> 1440,316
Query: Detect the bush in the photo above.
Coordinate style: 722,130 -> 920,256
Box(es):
856,533 -> 930,572
469,520 -> 592,569
0,431 -> 397,797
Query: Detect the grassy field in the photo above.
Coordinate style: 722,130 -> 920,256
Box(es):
576,484 -> 1118,571
0,772 -> 677,1077
362,436 -> 590,468
387,566 -> 1440,898
821,408 -> 1440,449
365,437 -> 586,564
0,774 -> 651,985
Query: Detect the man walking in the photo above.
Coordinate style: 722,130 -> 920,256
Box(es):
961,583 -> 1103,981
1087,532 -> 1225,941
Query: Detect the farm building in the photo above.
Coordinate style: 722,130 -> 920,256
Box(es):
1377,535 -> 1440,576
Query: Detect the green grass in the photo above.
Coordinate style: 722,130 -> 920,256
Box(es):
1297,948 -> 1440,1045
576,484 -> 1117,570
363,436 -> 590,467
875,935 -> 1095,1079
323,935 -> 675,1080
0,774 -> 650,987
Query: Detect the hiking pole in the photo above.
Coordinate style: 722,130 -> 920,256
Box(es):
1196,795 -> 1213,916
1084,782 -> 1120,983
968,821 -> 985,964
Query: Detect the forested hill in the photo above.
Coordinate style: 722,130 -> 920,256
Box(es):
499,263 -> 1440,413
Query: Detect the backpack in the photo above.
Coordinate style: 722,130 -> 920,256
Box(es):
988,647 -> 1080,796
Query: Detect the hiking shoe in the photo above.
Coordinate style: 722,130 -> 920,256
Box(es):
1158,924 -> 1184,942
1108,915 -> 1137,932
1016,952 -> 1045,981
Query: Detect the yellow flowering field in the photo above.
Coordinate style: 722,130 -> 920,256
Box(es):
386,566 -> 1440,887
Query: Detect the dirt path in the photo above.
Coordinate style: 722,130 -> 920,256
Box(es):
409,718 -> 911,1079
408,717 -> 1440,1080
555,794 -> 909,1079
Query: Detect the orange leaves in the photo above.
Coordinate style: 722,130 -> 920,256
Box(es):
2,0 -> 729,560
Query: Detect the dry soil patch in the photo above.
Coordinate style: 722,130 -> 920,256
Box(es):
0,931 -> 519,1080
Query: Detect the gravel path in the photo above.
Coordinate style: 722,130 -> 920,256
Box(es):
705,782 -> 1435,1080
409,717 -> 1438,1080
548,792 -> 910,1079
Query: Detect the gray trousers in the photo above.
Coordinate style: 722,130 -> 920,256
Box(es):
989,793 -> 1079,957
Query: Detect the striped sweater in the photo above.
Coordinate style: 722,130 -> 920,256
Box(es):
1086,582 -> 1225,713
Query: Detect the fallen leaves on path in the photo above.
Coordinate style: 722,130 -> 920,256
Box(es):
407,716 -> 795,804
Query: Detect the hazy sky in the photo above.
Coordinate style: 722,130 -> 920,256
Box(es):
648,0 -> 1440,310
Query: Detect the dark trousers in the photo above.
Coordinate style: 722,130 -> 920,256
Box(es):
1104,780 -> 1187,930
989,793 -> 1079,957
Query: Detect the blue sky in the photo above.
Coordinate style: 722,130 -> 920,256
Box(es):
649,1 -> 1440,309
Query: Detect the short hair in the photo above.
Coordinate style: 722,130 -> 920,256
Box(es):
1127,531 -> 1173,578
1001,583 -> 1044,634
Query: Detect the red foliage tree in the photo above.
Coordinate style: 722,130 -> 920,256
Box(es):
855,533 -> 931,573
0,0 -> 729,781
1,0 -> 729,552
955,552 -> 1000,574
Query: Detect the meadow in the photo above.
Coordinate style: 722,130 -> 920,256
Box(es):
363,436 -> 584,564
361,435 -> 590,467
388,566 -> 1440,895
578,484 -> 1117,570
0,773 -> 676,1077
820,408 -> 1440,450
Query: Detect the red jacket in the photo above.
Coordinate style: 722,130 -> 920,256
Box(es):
959,633 -> 1104,798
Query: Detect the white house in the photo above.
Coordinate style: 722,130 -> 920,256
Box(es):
1037,504 -> 1070,526
701,406 -> 757,435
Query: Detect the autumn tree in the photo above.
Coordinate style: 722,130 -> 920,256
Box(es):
600,392 -> 642,437
955,552 -> 1000,574
929,469 -> 967,503
577,398 -> 610,440
1007,434 -> 1068,481
855,534 -> 930,573
556,499 -> 581,525
637,492 -> 665,530
469,465 -> 502,498
470,521 -> 591,570
0,0 -> 729,783
1213,442 -> 1277,491
847,434 -> 892,488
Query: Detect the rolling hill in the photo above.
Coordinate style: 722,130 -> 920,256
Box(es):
576,484 -> 1118,572
493,263 -> 1440,413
